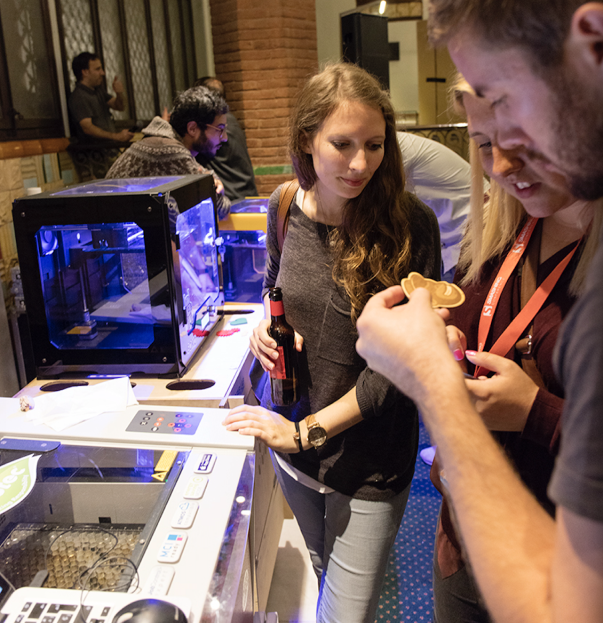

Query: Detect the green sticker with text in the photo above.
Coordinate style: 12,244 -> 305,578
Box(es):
0,454 -> 40,515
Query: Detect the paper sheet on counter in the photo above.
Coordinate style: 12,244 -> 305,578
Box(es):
23,376 -> 138,431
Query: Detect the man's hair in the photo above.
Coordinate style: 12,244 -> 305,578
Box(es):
428,0 -> 587,75
169,86 -> 228,136
194,76 -> 225,98
72,52 -> 100,82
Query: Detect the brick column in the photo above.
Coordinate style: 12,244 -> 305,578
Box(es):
209,0 -> 318,196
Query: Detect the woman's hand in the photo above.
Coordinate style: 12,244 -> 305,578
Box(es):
223,405 -> 299,452
446,325 -> 468,368
250,319 -> 304,372
464,350 -> 540,432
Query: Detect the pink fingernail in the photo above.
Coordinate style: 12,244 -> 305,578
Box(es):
465,350 -> 477,358
453,349 -> 463,361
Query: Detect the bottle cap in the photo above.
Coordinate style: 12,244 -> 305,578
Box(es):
269,287 -> 283,301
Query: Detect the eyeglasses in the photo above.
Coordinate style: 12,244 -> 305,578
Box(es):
205,123 -> 227,138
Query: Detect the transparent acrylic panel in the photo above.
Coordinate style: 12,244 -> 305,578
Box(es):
36,222 -> 158,350
1,0 -> 59,119
168,0 -> 185,93
150,0 -> 172,111
98,0 -> 129,120
0,443 -> 187,591
222,198 -> 269,303
174,198 -> 221,359
124,0 -> 155,120
52,177 -> 180,196
221,230 -> 266,304
59,0 -> 94,93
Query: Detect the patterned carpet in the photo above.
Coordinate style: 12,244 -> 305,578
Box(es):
375,417 -> 441,623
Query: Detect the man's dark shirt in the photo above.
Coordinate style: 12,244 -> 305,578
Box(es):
197,112 -> 257,201
68,82 -> 116,142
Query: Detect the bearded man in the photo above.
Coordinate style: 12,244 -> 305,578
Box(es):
106,85 -> 230,219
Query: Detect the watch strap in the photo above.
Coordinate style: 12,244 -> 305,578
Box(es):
294,420 -> 303,452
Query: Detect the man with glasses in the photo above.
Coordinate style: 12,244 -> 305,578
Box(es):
195,76 -> 258,202
106,85 -> 231,219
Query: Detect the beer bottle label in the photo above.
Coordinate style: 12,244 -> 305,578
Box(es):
270,300 -> 285,316
270,346 -> 287,380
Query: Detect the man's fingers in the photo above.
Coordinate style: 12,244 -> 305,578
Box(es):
366,285 -> 406,310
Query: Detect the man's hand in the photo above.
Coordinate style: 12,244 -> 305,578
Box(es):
115,128 -> 134,142
79,118 -> 133,142
112,76 -> 124,94
356,286 -> 455,401
108,77 -> 127,111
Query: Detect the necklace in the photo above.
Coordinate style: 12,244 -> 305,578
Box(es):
315,184 -> 341,227
313,184 -> 337,244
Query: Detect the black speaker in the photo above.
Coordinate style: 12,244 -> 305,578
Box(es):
341,13 -> 390,90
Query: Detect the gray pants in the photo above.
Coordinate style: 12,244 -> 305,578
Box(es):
432,511 -> 492,623
272,455 -> 411,623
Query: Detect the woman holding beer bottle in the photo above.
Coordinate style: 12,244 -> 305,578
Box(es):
223,63 -> 441,623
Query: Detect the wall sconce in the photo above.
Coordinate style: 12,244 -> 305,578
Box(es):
356,0 -> 423,21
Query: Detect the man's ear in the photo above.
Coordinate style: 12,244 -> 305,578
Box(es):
570,3 -> 603,69
186,120 -> 200,138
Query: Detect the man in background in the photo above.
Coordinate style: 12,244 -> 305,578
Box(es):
106,85 -> 231,220
68,52 -> 133,144
194,76 -> 258,201
398,131 -> 480,283
68,51 -> 133,179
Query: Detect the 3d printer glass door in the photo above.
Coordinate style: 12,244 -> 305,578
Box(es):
36,223 -> 156,350
174,200 -> 221,366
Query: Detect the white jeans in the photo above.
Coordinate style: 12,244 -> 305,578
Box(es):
272,455 -> 411,623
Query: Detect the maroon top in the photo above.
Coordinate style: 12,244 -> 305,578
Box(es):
434,235 -> 584,578
450,241 -> 582,511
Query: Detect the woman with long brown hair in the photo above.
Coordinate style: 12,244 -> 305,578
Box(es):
224,63 -> 441,623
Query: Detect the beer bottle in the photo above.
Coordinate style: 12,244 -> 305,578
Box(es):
268,287 -> 299,406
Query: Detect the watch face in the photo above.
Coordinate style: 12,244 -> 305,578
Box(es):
308,426 -> 327,448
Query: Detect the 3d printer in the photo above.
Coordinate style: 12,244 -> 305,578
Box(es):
13,176 -> 224,378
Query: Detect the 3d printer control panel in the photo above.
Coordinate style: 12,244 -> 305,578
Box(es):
125,410 -> 203,435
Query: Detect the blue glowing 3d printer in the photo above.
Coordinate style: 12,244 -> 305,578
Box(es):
13,175 -> 224,378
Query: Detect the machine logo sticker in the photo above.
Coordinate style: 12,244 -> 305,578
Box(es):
0,454 -> 40,515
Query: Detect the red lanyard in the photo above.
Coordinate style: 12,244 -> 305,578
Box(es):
475,217 -> 581,377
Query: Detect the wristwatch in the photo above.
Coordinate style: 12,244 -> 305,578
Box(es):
293,421 -> 304,452
306,414 -> 327,449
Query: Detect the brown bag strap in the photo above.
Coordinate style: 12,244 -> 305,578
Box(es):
276,179 -> 300,253
516,219 -> 546,389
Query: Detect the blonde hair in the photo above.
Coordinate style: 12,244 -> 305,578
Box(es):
451,74 -> 601,295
